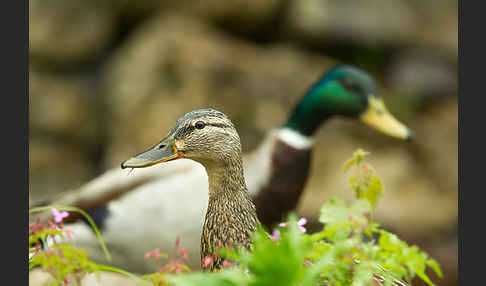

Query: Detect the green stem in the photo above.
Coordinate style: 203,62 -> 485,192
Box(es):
29,205 -> 111,261
97,264 -> 151,286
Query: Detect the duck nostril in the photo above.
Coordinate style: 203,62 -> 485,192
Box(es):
157,144 -> 166,150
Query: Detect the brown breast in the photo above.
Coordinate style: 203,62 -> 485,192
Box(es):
252,139 -> 312,229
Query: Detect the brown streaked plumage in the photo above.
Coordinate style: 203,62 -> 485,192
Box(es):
120,108 -> 411,284
35,65 -> 414,273
201,184 -> 259,270
121,109 -> 260,271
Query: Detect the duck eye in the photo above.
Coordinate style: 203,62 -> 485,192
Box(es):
340,78 -> 359,93
195,121 -> 206,129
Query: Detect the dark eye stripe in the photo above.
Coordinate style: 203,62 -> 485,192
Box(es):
175,121 -> 230,137
208,122 -> 230,128
176,125 -> 195,137
339,77 -> 360,93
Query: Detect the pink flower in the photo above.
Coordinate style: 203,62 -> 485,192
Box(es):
65,229 -> 74,239
29,221 -> 44,234
47,220 -> 56,229
179,247 -> 188,260
297,217 -> 307,233
270,229 -> 281,242
222,260 -> 233,268
202,255 -> 214,268
145,248 -> 160,259
278,217 -> 307,233
51,208 -> 69,223
45,248 -> 60,256
169,260 -> 187,273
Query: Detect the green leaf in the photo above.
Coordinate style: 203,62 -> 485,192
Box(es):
343,149 -> 370,172
319,197 -> 371,233
343,157 -> 357,172
415,269 -> 435,286
351,262 -> 374,286
377,230 -> 442,285
300,250 -> 334,286
360,176 -> 383,211
426,258 -> 443,278
350,199 -> 372,224
319,197 -> 349,224
246,215 -> 312,286
166,269 -> 247,286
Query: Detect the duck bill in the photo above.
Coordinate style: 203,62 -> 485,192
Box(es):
121,137 -> 184,169
360,97 -> 413,141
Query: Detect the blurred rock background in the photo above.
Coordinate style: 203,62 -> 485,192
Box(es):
29,0 -> 457,285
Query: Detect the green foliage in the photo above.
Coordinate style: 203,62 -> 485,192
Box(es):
167,269 -> 248,286
29,150 -> 443,286
30,243 -> 101,285
165,149 -> 442,286
166,216 -> 316,286
246,219 -> 313,286
29,205 -> 111,261
142,272 -> 172,286
29,206 -> 150,286
375,230 -> 443,285
344,149 -> 383,212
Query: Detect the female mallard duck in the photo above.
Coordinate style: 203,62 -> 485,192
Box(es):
121,109 -> 260,270
39,65 -> 411,272
120,109 -> 410,286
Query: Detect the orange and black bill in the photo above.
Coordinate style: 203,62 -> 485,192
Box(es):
121,136 -> 184,169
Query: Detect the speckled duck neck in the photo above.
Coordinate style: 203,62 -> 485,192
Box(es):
201,151 -> 260,271
205,157 -> 247,198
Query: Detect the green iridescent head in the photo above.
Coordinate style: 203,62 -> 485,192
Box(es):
284,65 -> 412,140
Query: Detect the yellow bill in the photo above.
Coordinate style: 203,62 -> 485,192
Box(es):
360,97 -> 413,141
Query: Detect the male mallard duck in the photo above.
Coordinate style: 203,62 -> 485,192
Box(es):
251,65 -> 411,227
121,109 -> 260,271
120,109 -> 410,286
39,65 -> 411,272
